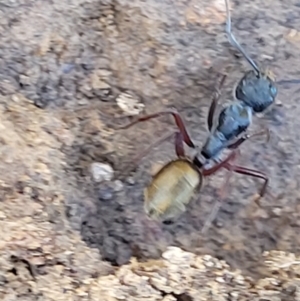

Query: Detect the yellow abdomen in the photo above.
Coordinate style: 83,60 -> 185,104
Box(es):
144,159 -> 202,221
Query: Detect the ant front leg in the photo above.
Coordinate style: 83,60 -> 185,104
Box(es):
227,128 -> 270,150
207,74 -> 228,132
117,109 -> 195,148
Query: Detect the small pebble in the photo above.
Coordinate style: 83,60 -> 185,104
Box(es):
284,285 -> 297,295
275,98 -> 283,106
215,276 -> 225,283
270,279 -> 280,286
126,177 -> 135,185
11,94 -> 19,102
287,28 -> 298,38
113,180 -> 124,192
203,254 -> 213,261
90,162 -> 114,183
272,207 -> 282,216
98,186 -> 114,201
204,261 -> 214,268
215,261 -> 223,269
24,186 -> 33,195
0,212 -> 7,219
235,275 -> 245,285
61,63 -> 75,74
215,219 -> 224,228
116,92 -> 144,116
78,98 -> 89,105
230,291 -> 239,299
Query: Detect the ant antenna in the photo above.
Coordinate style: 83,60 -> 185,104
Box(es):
225,0 -> 260,74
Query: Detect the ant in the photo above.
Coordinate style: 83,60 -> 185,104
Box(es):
116,0 -> 277,232
116,73 -> 270,230
115,0 -> 300,234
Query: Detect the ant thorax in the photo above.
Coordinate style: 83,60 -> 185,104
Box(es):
216,101 -> 252,140
200,101 -> 252,161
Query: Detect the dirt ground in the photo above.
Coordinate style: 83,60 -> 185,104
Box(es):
1,0 -> 300,299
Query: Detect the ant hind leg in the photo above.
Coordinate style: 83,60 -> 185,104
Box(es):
125,131 -> 176,173
175,132 -> 185,157
116,109 -> 195,148
119,130 -> 186,176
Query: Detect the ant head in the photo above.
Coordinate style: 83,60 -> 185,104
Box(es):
235,69 -> 278,113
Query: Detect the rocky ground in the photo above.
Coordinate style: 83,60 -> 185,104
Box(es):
1,0 -> 300,299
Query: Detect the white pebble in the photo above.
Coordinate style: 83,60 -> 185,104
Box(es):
230,291 -> 239,298
204,261 -> 214,268
272,207 -> 282,216
215,277 -> 225,283
90,162 -> 114,183
116,92 -> 144,116
235,275 -> 245,285
203,255 -> 213,261
113,180 -> 124,192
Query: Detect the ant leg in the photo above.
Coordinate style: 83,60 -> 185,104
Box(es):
201,156 -> 268,233
201,169 -> 234,234
129,131 -> 176,168
201,165 -> 268,233
121,130 -> 185,175
225,0 -> 260,74
207,74 -> 228,132
201,150 -> 239,233
201,149 -> 240,176
227,128 -> 270,149
175,132 -> 185,157
223,164 -> 268,202
117,109 -> 195,148
133,131 -> 185,162
117,131 -> 175,177
277,78 -> 300,85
